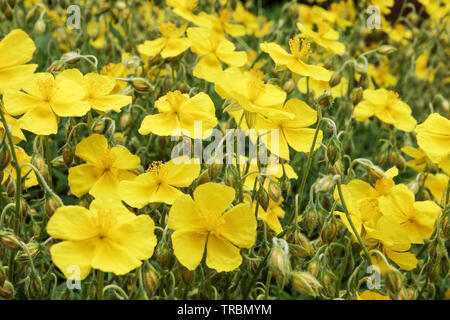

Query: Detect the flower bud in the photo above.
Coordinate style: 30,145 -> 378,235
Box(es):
62,145 -> 74,167
0,144 -> 11,171
328,72 -> 341,87
385,266 -> 403,300
283,79 -> 295,94
143,263 -> 159,296
301,204 -> 319,235
92,119 -> 105,134
48,61 -> 65,75
0,231 -> 22,249
0,264 -> 6,287
156,241 -> 172,269
51,155 -> 66,169
268,180 -> 282,202
15,242 -> 39,262
321,216 -> 339,244
45,194 -> 62,217
0,281 -> 14,299
351,87 -> 363,105
314,175 -> 334,193
120,112 -> 132,130
398,287 -> 416,300
269,238 -> 291,287
326,140 -> 340,165
293,230 -> 314,258
292,271 -> 322,297
132,78 -> 152,93
34,19 -> 46,35
321,268 -> 337,297
32,153 -> 47,180
377,45 -> 396,55
181,266 -> 194,285
317,91 -> 333,109
257,187 -> 269,211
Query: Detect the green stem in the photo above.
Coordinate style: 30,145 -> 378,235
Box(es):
97,271 -> 105,300
44,136 -> 53,189
287,107 -> 322,225
335,177 -> 372,265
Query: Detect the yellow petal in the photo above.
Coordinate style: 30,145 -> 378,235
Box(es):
68,164 -> 104,198
218,203 -> 256,248
18,104 -> 58,135
111,146 -> 140,170
47,205 -> 98,241
75,134 -> 108,166
206,234 -> 242,272
50,240 -> 95,280
171,229 -> 207,270
193,182 -> 235,214
167,193 -> 205,230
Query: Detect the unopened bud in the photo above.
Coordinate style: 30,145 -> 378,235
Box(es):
377,45 -> 396,55
0,145 -> 11,171
34,19 -> 46,35
24,275 -> 43,299
1,231 -> 22,249
257,187 -> 269,211
328,72 -> 341,87
120,112 -> 131,130
269,239 -> 291,287
283,79 -> 295,94
45,194 -> 62,217
132,78 -> 152,93
317,91 -> 333,109
143,263 -> 159,296
268,180 -> 282,202
292,271 -> 322,297
62,145 -> 74,167
321,216 -> 339,244
15,242 -> 39,262
0,280 -> 14,299
385,266 -> 403,299
351,87 -> 363,105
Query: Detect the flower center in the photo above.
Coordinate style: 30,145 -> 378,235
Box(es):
147,160 -> 164,176
94,209 -> 117,238
100,149 -> 116,170
248,70 -> 265,102
289,37 -> 310,62
159,22 -> 177,38
201,211 -> 226,232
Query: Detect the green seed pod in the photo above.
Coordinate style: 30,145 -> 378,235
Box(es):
292,271 -> 322,297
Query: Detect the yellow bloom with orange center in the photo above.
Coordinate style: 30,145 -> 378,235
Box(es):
260,37 -> 333,82
138,22 -> 191,59
47,199 -> 157,279
297,22 -> 346,55
254,98 -> 323,160
138,90 -> 218,139
68,134 -> 140,200
118,157 -> 200,207
353,89 -> 417,132
3,73 -> 90,135
187,27 -> 247,82
167,182 -> 256,272
0,29 -> 37,94
56,69 -> 132,113
214,67 -> 294,123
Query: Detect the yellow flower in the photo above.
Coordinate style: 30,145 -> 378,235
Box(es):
0,29 -> 37,94
214,68 -> 294,122
329,1 -> 356,30
388,23 -> 412,45
401,146 -> 431,172
0,107 -> 26,143
187,27 -> 247,82
118,157 -> 200,207
415,53 -> 434,82
260,37 -> 333,82
372,0 -> 394,15
167,182 -> 256,272
167,0 -> 198,22
100,55 -> 135,94
368,63 -> 397,88
56,69 -> 132,113
196,9 -> 246,37
1,146 -> 38,189
425,173 -> 449,207
138,90 -> 217,139
297,22 -> 346,55
68,134 -> 140,200
415,113 -> 450,164
353,89 -> 417,132
3,73 -> 90,135
137,22 -> 190,59
233,2 -> 273,37
254,98 -> 322,160
357,290 -> 390,300
256,198 -> 285,235
47,199 -> 157,279
378,184 -> 440,244
364,215 -> 418,271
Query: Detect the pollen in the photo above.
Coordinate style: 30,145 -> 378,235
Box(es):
147,160 -> 164,175
289,37 -> 310,62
